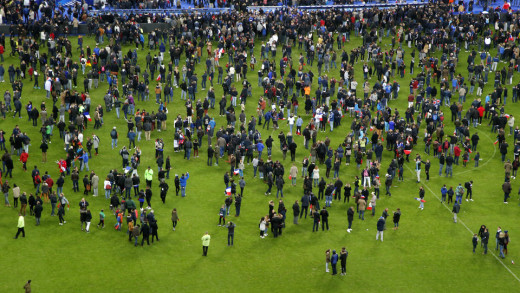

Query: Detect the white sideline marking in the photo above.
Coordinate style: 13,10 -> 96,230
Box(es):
404,163 -> 520,283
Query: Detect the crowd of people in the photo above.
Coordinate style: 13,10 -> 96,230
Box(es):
0,2 -> 518,275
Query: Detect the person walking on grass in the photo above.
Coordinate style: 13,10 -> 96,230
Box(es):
340,247 -> 348,276
202,231 -> 211,256
472,234 -> 479,253
452,201 -> 460,223
347,206 -> 354,233
141,220 -> 150,246
85,209 -> 92,233
132,224 -> 140,246
418,186 -> 425,210
14,213 -> 25,239
97,209 -> 105,228
376,216 -> 385,242
58,203 -> 66,225
171,208 -> 179,231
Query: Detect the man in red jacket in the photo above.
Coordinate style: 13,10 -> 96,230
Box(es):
19,150 -> 28,171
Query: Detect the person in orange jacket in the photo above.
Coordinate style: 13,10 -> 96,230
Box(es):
20,150 -> 28,171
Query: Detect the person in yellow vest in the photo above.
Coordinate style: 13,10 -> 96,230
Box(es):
14,213 -> 25,239
144,166 -> 154,188
201,231 -> 211,256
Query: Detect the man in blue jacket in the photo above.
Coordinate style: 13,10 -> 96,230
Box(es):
80,151 -> 89,172
180,172 -> 189,197
376,216 -> 385,242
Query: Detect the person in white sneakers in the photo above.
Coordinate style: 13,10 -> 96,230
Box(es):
347,206 -> 354,233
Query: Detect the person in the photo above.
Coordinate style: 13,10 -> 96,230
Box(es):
150,219 -> 159,243
24,280 -> 31,293
171,208 -> 179,231
85,209 -> 92,233
58,203 -> 66,225
132,224 -> 140,247
292,200 -> 300,224
180,172 -> 189,197
347,206 -> 354,233
498,231 -> 506,258
218,205 -> 226,226
452,201 -> 460,223
496,226 -> 502,251
141,221 -> 150,246
340,247 -> 348,276
14,213 -> 25,239
34,202 -> 43,226
320,206 -> 329,231
393,208 -> 401,230
331,250 -> 339,275
144,166 -> 154,188
97,209 -> 105,228
201,231 -> 211,256
226,221 -> 236,246
418,186 -> 425,210
482,228 -> 489,255
358,196 -> 366,220
325,249 -> 331,273
79,198 -> 89,231
472,234 -> 478,253
312,208 -> 320,232
376,216 -> 385,242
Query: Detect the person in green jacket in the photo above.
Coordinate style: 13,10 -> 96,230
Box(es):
14,213 -> 25,239
97,209 -> 105,228
144,166 -> 154,188
201,231 -> 211,256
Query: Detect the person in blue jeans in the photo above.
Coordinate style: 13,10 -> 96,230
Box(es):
179,172 -> 189,197
226,221 -> 235,246
331,250 -> 338,275
312,209 -> 320,232
358,196 -> 366,220
110,127 -> 118,149
276,176 -> 284,198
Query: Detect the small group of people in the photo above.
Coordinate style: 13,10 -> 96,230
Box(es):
325,247 -> 349,276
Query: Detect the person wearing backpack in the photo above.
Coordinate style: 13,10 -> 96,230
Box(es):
455,183 -> 464,204
110,127 -> 118,149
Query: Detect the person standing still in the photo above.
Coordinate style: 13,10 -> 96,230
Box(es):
376,216 -> 385,242
292,200 -> 300,224
472,234 -> 478,253
202,231 -> 211,256
14,213 -> 25,239
331,250 -> 338,275
226,221 -> 236,246
340,247 -> 348,276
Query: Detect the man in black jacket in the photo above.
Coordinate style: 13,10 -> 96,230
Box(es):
300,193 -> 309,219
141,221 -> 150,246
320,207 -> 329,231
292,200 -> 300,224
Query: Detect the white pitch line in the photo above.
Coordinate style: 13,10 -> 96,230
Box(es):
404,163 -> 520,283
450,130 -> 497,176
